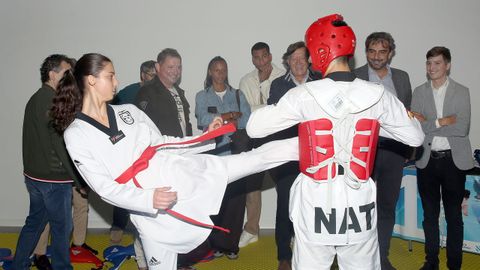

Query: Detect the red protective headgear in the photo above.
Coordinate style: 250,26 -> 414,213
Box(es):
305,14 -> 356,76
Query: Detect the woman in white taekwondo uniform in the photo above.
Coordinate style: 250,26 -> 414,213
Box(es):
50,53 -> 297,270
246,15 -> 424,270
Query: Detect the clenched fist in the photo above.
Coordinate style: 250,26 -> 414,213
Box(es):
153,187 -> 177,210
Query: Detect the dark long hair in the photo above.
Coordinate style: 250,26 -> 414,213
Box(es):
204,56 -> 230,89
50,53 -> 112,132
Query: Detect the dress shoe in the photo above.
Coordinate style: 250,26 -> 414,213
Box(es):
381,258 -> 397,270
419,262 -> 439,270
278,260 -> 292,270
33,254 -> 52,270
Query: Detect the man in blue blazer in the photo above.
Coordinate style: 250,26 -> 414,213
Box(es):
411,46 -> 474,270
354,32 -> 412,270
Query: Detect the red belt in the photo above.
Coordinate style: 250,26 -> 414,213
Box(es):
115,123 -> 236,233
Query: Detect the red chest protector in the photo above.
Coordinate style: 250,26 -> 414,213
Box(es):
299,118 -> 380,182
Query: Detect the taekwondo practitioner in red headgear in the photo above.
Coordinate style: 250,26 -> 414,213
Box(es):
246,14 -> 424,270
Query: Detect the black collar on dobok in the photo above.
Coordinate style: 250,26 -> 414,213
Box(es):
76,105 -> 125,144
326,71 -> 356,82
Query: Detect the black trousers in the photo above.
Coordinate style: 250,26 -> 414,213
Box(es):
371,148 -> 405,264
269,161 -> 298,261
111,206 -> 130,230
209,179 -> 246,253
244,138 -> 270,193
417,152 -> 466,270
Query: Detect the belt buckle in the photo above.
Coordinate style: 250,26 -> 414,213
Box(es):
431,151 -> 445,159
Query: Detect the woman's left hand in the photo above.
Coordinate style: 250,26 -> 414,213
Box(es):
208,116 -> 223,132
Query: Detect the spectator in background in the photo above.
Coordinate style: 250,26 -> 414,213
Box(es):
111,60 -> 156,105
195,56 -> 251,260
238,42 -> 284,248
13,54 -> 76,270
411,46 -> 474,270
135,48 -> 192,138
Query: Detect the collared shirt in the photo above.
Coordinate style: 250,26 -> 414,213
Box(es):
431,77 -> 451,151
289,71 -> 309,86
239,64 -> 284,111
368,65 -> 397,96
268,71 -> 317,105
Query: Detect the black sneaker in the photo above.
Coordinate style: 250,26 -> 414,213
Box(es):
213,250 -> 224,258
225,252 -> 238,260
71,243 -> 99,255
33,254 -> 52,270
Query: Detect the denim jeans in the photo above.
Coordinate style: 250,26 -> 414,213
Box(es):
12,177 -> 73,270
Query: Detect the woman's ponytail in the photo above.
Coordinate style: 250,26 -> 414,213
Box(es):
50,69 -> 82,133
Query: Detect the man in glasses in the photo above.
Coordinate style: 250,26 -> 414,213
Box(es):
112,60 -> 156,105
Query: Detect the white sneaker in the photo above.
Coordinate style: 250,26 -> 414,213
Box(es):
238,230 -> 258,248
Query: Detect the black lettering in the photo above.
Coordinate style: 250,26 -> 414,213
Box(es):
316,202 -> 375,235
314,207 -> 336,234
348,207 -> 361,232
339,207 -> 361,233
339,208 -> 347,234
359,202 -> 375,230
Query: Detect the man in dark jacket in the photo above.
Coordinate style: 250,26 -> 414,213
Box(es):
13,54 -> 77,270
135,48 -> 192,137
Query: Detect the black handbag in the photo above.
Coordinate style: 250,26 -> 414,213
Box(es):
229,90 -> 252,154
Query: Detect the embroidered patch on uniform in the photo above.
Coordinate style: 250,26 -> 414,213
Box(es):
109,130 -> 126,144
118,110 -> 134,125
148,256 -> 161,266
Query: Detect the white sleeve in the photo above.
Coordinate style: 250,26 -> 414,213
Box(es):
246,90 -> 303,138
377,91 -> 425,147
65,126 -> 157,215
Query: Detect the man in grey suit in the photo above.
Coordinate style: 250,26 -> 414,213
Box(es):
411,46 -> 473,270
354,32 -> 412,270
